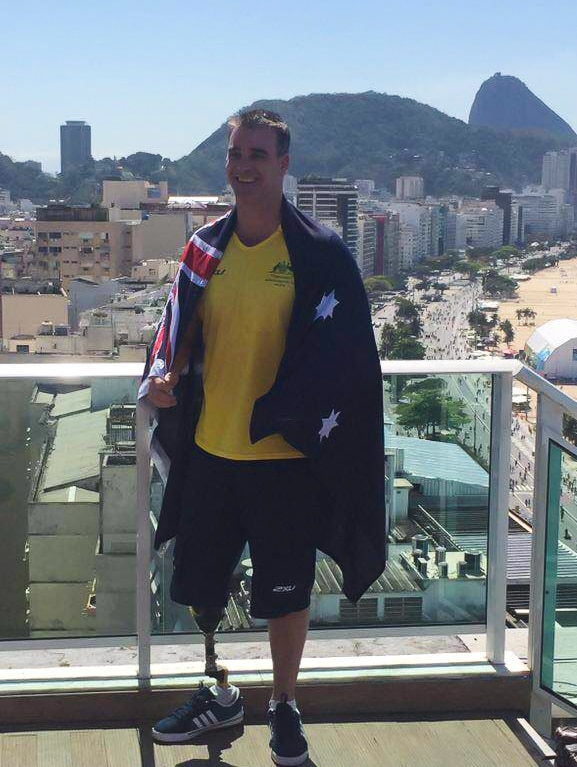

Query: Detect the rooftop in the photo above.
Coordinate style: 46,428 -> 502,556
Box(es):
50,387 -> 92,418
385,432 -> 489,488
39,408 -> 107,493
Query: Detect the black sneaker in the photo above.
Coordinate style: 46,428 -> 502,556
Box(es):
268,695 -> 308,766
152,683 -> 244,743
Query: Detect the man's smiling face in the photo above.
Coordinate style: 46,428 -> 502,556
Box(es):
225,125 -> 289,205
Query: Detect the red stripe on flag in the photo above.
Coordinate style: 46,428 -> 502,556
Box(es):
183,241 -> 220,281
151,318 -> 165,359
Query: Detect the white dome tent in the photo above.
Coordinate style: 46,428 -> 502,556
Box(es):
525,318 -> 577,379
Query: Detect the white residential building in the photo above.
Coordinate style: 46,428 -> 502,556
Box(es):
399,225 -> 416,270
354,179 -> 376,200
395,176 -> 424,200
0,188 -> 14,213
386,202 -> 432,264
357,214 -> 377,277
513,192 -> 572,239
450,202 -> 504,250
541,148 -> 577,192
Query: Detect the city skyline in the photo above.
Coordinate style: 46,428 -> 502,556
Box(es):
2,0 -> 577,173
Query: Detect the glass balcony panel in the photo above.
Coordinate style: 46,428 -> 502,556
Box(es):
0,376 -> 138,641
540,440 -> 577,708
150,372 -> 493,635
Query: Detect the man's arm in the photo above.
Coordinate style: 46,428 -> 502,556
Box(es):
148,314 -> 200,408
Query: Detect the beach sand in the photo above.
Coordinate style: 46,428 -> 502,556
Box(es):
497,256 -> 577,408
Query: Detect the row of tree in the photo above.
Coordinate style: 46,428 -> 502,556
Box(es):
379,297 -> 426,360
395,378 -> 470,439
467,310 -> 515,345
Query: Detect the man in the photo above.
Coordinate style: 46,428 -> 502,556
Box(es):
141,110 -> 386,766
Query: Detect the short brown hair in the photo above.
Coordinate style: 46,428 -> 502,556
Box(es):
227,109 -> 290,156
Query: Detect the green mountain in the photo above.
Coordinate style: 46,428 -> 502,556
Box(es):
0,152 -> 60,201
2,90 -> 574,203
174,91 -> 573,196
469,73 -> 577,140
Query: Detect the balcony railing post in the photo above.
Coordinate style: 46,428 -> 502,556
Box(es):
486,371 -> 513,664
528,392 -> 563,736
136,400 -> 152,684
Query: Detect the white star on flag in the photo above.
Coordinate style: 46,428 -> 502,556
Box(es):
314,290 -> 339,321
319,409 -> 341,441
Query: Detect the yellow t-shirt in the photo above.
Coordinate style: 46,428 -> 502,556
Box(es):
194,227 -> 305,460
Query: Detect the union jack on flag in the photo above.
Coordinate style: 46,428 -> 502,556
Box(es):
138,217 -> 231,400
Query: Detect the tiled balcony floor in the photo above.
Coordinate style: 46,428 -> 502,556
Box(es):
0,715 -> 552,766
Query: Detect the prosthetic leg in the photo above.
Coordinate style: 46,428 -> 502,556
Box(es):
190,606 -> 232,690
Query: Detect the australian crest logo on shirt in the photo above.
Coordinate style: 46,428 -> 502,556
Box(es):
266,260 -> 293,287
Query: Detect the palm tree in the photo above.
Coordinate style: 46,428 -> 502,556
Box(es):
499,319 -> 515,345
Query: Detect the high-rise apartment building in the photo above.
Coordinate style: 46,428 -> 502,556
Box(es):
395,176 -> 424,200
542,149 -> 577,192
372,212 -> 400,277
296,177 -> 359,257
357,214 -> 377,277
542,148 -> 577,217
513,192 -> 571,239
482,186 -> 513,245
385,202 -> 432,266
354,179 -> 376,200
509,203 -> 525,245
60,120 -> 92,174
447,202 -> 504,250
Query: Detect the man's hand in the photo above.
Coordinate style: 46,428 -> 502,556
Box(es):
147,371 -> 180,408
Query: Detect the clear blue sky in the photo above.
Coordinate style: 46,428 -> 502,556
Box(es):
3,0 -> 577,173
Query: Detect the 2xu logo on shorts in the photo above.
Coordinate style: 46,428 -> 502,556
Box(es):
272,585 -> 296,592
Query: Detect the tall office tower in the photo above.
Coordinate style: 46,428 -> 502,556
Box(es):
60,120 -> 92,174
297,177 -> 359,257
395,176 -> 424,200
482,186 -> 513,244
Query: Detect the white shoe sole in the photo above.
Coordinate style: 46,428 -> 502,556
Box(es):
271,749 -> 309,766
152,710 -> 244,743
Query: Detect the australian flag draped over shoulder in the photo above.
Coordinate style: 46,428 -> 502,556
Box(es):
139,197 -> 387,602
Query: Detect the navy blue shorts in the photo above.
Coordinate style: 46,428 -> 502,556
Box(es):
171,444 -> 322,619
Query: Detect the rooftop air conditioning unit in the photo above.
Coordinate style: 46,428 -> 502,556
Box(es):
417,558 -> 428,577
412,534 -> 429,556
465,551 -> 482,575
438,561 -> 449,578
412,549 -> 423,566
435,546 -> 446,564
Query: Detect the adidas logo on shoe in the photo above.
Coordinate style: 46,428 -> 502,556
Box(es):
152,683 -> 244,743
